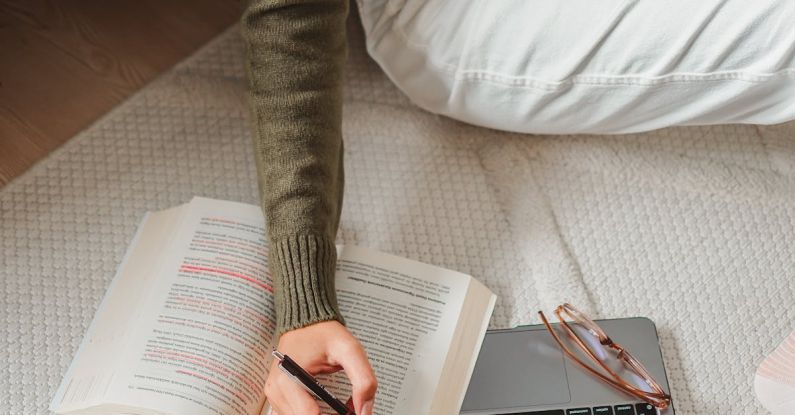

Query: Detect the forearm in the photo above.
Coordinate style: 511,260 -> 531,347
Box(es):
241,0 -> 347,336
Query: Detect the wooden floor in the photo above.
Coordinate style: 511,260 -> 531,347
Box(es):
0,0 -> 239,186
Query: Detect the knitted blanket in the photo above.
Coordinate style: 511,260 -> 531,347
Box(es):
1,18 -> 793,414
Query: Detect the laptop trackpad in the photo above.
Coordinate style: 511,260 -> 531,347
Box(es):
461,329 -> 571,411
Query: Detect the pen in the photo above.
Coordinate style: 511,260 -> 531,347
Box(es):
271,350 -> 355,415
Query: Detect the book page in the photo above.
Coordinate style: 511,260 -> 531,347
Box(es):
100,198 -> 275,415
319,246 -> 483,415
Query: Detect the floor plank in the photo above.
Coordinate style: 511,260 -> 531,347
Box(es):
0,0 -> 240,187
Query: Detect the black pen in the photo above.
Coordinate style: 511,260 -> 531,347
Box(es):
271,350 -> 355,415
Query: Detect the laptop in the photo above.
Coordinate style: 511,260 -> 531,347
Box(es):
461,317 -> 674,415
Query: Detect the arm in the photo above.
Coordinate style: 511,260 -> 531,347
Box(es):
242,2 -> 377,414
242,0 -> 346,336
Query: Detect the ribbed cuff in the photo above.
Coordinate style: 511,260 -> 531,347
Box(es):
272,234 -> 344,337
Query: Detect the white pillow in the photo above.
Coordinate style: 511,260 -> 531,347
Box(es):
356,0 -> 795,134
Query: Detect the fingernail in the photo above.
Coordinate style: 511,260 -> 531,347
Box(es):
361,400 -> 373,415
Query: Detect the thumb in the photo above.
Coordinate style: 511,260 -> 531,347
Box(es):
333,344 -> 377,415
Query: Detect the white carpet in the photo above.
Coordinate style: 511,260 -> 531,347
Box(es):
1,13 -> 793,414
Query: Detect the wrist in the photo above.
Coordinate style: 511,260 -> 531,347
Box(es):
271,233 -> 344,337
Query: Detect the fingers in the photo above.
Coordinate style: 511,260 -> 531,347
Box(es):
266,364 -> 322,415
271,321 -> 378,415
331,341 -> 378,415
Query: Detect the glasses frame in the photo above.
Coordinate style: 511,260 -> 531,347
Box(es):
538,303 -> 672,410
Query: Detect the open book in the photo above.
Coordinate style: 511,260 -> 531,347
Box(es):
51,197 -> 496,415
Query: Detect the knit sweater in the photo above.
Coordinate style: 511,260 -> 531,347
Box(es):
241,0 -> 348,336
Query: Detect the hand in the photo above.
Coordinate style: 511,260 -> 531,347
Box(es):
266,320 -> 377,415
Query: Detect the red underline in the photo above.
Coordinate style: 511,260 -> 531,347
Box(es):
180,265 -> 273,293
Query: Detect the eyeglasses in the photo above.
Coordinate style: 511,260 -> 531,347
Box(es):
538,304 -> 672,410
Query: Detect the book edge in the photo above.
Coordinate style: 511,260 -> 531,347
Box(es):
50,211 -> 154,413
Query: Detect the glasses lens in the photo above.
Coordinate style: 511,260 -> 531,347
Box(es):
569,323 -> 610,361
619,350 -> 661,392
560,304 -> 609,341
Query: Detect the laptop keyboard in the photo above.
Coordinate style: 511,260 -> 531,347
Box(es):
499,402 -> 659,415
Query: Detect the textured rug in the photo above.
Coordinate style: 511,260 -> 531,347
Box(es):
2,11 -> 794,415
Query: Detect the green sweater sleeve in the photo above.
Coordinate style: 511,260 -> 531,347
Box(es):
241,0 -> 347,337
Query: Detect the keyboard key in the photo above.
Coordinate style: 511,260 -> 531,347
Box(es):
567,409 -> 592,415
614,404 -> 636,415
508,411 -> 564,415
593,405 -> 614,415
635,403 -> 656,415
